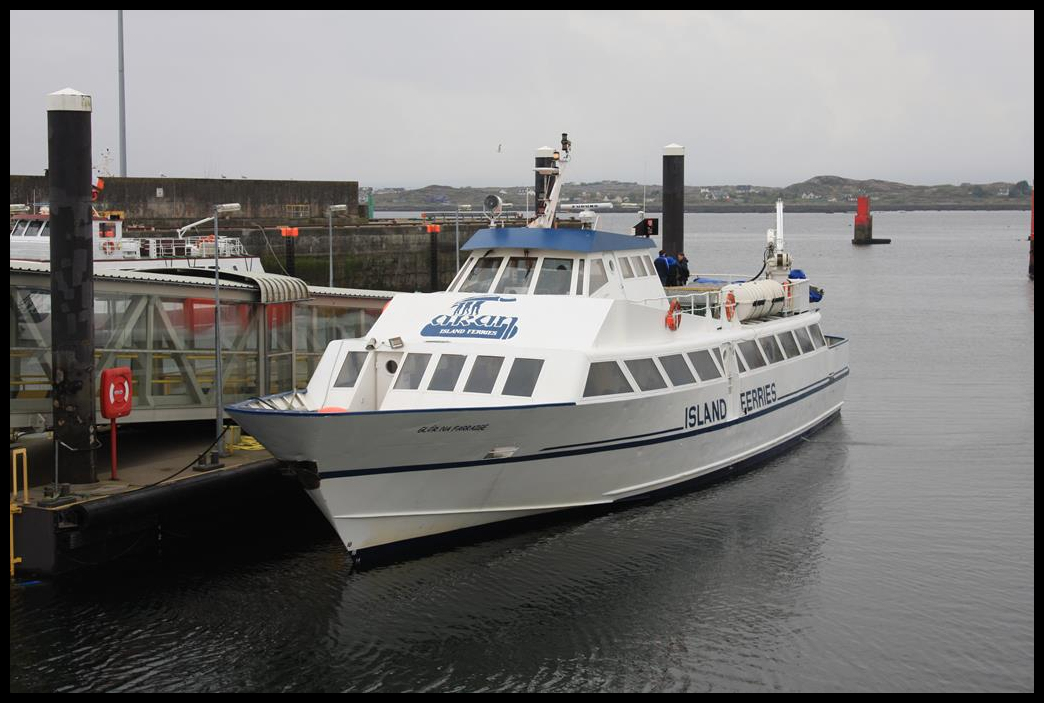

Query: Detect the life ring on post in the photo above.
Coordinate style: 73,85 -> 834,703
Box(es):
665,298 -> 682,331
101,240 -> 116,255
724,291 -> 737,322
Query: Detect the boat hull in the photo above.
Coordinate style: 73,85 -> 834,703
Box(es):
228,341 -> 848,553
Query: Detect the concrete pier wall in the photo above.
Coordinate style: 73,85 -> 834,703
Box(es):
10,174 -> 362,225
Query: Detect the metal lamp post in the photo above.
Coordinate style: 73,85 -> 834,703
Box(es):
327,204 -> 348,287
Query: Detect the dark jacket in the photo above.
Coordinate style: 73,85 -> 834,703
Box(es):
653,255 -> 669,284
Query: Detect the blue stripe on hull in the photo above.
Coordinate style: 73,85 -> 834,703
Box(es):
319,368 -> 849,480
347,408 -> 844,562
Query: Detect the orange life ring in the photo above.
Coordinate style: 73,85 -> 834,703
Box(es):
724,291 -> 737,321
665,298 -> 682,331
101,240 -> 116,255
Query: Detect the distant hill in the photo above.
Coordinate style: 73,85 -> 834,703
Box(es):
372,176 -> 1032,212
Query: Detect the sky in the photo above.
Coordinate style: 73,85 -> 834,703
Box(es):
9,10 -> 1035,189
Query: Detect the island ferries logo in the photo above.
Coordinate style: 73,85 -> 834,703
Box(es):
421,296 -> 520,340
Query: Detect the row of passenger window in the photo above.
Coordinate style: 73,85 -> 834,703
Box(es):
451,252 -> 656,296
736,323 -> 827,372
582,324 -> 828,398
334,351 -> 545,398
584,348 -> 726,397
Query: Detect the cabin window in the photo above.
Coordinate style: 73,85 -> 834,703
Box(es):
494,256 -> 538,294
636,256 -> 652,277
620,257 -> 635,279
738,340 -> 767,369
589,259 -> 609,294
393,353 -> 432,390
428,354 -> 467,391
760,335 -> 785,364
736,353 -> 748,373
794,327 -> 815,354
711,347 -> 726,373
583,361 -> 634,397
809,323 -> 827,348
574,259 -> 586,295
778,331 -> 800,358
502,358 -> 544,397
334,351 -> 368,388
459,257 -> 503,293
464,355 -> 505,394
24,221 -> 44,237
688,349 -> 722,381
658,354 -> 696,386
12,220 -> 30,236
448,258 -> 475,291
534,257 -> 574,295
625,358 -> 667,391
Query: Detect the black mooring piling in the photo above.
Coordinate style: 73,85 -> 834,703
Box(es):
47,88 -> 97,485
662,144 -> 685,256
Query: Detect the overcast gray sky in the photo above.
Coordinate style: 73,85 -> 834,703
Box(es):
9,10 -> 1034,188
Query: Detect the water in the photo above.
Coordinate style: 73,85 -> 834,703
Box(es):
10,211 -> 1034,692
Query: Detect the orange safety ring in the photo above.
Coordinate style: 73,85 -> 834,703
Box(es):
665,298 -> 682,331
101,240 -> 116,255
724,290 -> 737,321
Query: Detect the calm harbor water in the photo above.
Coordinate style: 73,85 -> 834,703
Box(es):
10,211 -> 1034,692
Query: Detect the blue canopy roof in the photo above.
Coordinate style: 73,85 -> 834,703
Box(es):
461,228 -> 657,253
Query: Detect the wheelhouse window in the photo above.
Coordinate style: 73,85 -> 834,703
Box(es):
574,259 -> 586,295
459,257 -> 503,293
583,361 -> 634,397
448,259 -> 474,292
794,327 -> 815,354
502,358 -> 544,397
778,331 -> 801,358
738,340 -> 767,369
809,323 -> 827,348
393,353 -> 432,390
619,257 -> 635,279
688,349 -> 722,381
589,259 -> 609,294
625,358 -> 667,391
428,354 -> 467,391
494,256 -> 538,294
24,221 -> 45,237
533,257 -> 574,295
463,355 -> 505,394
659,354 -> 695,386
334,351 -> 368,387
760,335 -> 786,364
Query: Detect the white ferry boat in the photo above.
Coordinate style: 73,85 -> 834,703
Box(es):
9,209 -> 263,272
227,136 -> 849,556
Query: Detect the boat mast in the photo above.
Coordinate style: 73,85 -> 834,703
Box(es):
528,133 -> 571,229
